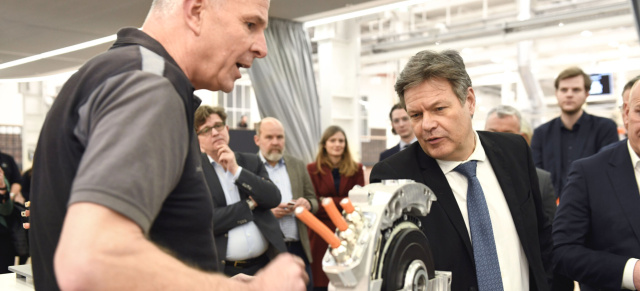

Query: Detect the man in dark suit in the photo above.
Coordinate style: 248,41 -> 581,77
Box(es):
484,105 -> 557,221
531,67 -> 618,199
370,50 -> 552,291
254,117 -> 319,291
380,103 -> 417,161
195,105 -> 286,277
553,81 -> 640,291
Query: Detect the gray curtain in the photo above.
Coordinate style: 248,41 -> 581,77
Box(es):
248,18 -> 321,163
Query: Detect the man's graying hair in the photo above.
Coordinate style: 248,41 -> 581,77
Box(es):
486,105 -> 523,131
150,0 -> 222,15
394,50 -> 472,108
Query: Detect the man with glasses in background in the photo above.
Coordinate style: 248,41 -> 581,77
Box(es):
195,105 -> 286,277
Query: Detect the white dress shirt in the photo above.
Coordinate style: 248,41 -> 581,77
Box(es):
259,153 -> 299,241
622,140 -> 640,290
208,155 -> 268,261
436,131 -> 529,291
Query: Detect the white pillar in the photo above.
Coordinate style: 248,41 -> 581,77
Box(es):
314,20 -> 362,160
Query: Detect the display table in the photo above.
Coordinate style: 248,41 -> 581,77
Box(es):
0,272 -> 34,291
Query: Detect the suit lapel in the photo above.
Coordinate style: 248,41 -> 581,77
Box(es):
479,134 -> 525,238
609,145 -> 640,244
201,153 -> 227,207
284,155 -> 302,199
417,148 -> 474,260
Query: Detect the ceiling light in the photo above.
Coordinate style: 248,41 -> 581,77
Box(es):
0,69 -> 77,83
581,30 -> 592,37
558,22 -> 564,27
302,0 -> 428,28
608,41 -> 619,48
0,34 -> 117,71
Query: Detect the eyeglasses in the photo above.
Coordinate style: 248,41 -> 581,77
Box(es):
197,122 -> 226,136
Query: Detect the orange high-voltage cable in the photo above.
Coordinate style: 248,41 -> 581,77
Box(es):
295,207 -> 342,249
322,198 -> 349,232
340,198 -> 355,214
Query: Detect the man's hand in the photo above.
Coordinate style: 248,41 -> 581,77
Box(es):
634,260 -> 640,290
249,253 -> 308,291
215,144 -> 238,175
22,201 -> 30,229
271,203 -> 294,218
292,198 -> 311,211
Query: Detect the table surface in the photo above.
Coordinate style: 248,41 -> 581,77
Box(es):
0,272 -> 35,291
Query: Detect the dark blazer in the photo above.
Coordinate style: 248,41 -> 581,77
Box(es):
531,112 -> 618,197
371,131 -> 552,291
200,152 -> 286,269
282,154 -> 319,262
536,168 -> 557,223
553,141 -> 640,291
379,143 -> 401,161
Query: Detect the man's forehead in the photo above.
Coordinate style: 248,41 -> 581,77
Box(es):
207,114 -> 223,122
558,76 -> 584,86
392,108 -> 408,117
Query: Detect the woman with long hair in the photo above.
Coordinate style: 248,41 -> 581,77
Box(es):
306,125 -> 364,291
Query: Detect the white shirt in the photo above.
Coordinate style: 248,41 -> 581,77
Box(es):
399,136 -> 418,150
622,140 -> 640,290
436,131 -> 529,291
207,155 -> 268,261
259,153 -> 299,241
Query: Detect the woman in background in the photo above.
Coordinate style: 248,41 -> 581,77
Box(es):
306,125 -> 364,291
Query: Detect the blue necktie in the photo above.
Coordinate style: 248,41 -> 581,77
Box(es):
453,160 -> 504,291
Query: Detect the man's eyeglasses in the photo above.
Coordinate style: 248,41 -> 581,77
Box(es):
197,122 -> 226,136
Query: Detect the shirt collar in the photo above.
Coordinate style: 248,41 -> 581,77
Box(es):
558,111 -> 588,129
436,131 -> 486,174
399,136 -> 418,149
627,140 -> 640,170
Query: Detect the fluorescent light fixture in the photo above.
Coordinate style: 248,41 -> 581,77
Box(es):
303,0 -> 427,28
0,69 -> 77,83
0,34 -> 117,71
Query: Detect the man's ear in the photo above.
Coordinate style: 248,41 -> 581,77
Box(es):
183,0 -> 205,35
254,135 -> 260,146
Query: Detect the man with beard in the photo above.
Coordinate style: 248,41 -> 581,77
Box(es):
379,103 -> 417,161
195,106 -> 286,277
531,67 -> 618,199
254,117 -> 318,291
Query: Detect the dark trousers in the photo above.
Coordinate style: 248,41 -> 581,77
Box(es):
223,253 -> 269,277
286,240 -> 314,291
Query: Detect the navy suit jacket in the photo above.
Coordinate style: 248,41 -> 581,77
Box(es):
531,112 -> 618,198
379,143 -> 401,161
371,131 -> 552,291
553,141 -> 640,291
200,152 -> 286,269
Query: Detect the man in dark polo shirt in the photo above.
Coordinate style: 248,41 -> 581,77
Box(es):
29,0 -> 307,290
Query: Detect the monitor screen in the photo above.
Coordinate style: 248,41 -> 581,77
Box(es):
589,73 -> 613,95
